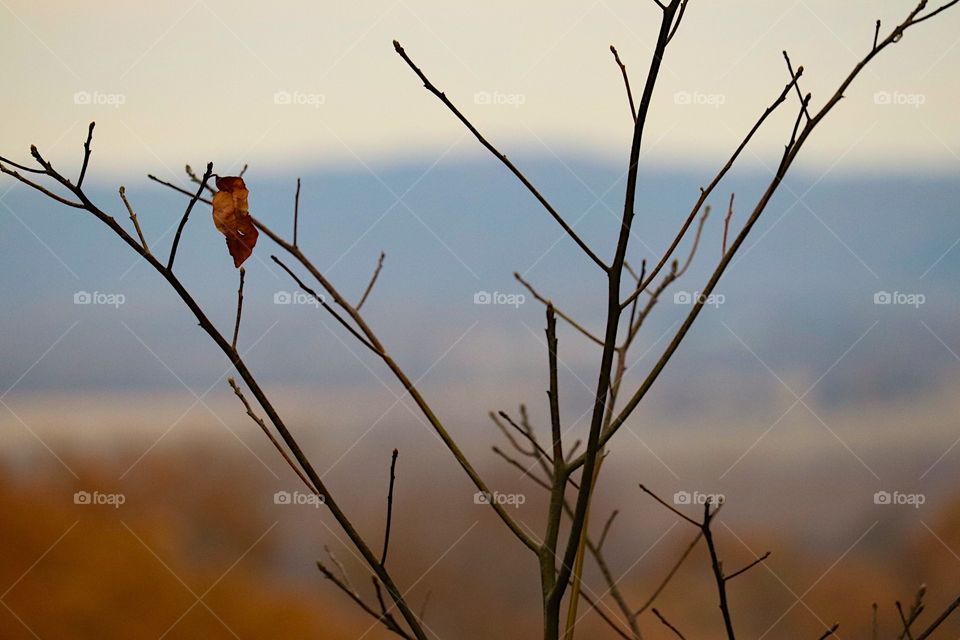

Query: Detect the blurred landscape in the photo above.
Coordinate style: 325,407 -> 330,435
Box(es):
2,159 -> 960,638
3,0 -> 960,637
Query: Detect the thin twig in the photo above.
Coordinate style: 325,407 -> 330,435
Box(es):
358,251 -> 386,311
515,272 -> 604,346
782,51 -> 810,120
232,267 -> 245,350
817,623 -> 840,639
167,162 -> 212,271
652,608 -> 687,639
271,255 -> 382,354
228,377 -> 316,493
898,601 -> 916,640
635,530 -> 703,615
185,164 -> 216,196
394,40 -> 607,271
596,510 -> 618,550
148,174 -> 213,205
724,551 -> 771,581
78,122 -> 95,188
915,595 -> 960,640
667,0 -> 689,44
293,177 -> 301,248
119,186 -> 150,254
722,193 -> 734,256
609,46 -> 637,123
380,449 -> 399,566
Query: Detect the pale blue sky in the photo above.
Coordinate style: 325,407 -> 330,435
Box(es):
1,0 -> 958,176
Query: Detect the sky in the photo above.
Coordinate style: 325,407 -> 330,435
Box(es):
0,0 -> 958,176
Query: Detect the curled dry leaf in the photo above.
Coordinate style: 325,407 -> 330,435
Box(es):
212,176 -> 259,267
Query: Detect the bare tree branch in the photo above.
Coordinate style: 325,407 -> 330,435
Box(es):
393,40 -> 607,271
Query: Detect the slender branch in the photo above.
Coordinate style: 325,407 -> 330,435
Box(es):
619,65 -> 803,311
552,5 -> 682,626
722,193 -> 734,256
817,624 -> 840,639
185,163 -> 216,196
493,446 -> 552,491
573,0 -> 960,465
546,304 -> 564,468
652,608 -> 687,639
393,40 -> 607,271
232,267 -> 245,350
782,51 -> 810,120
167,162 -> 212,271
315,561 -> 412,639
78,122 -> 95,188
271,255 -> 382,355
596,510 -> 618,550
635,530 -> 703,615
666,0 -> 689,44
515,272 -> 605,346
578,590 -> 635,640
149,174 -> 213,204
293,177 -> 301,247
915,595 -> 960,639
380,449 -> 399,566
610,46 -> 637,123
724,551 -> 771,581
119,186 -> 150,254
8,144 -> 429,640
701,502 -> 736,639
898,601 -> 916,640
228,376 -> 316,493
358,251 -> 386,311
0,163 -> 84,208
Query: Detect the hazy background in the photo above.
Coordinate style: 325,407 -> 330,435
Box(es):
1,1 -> 959,638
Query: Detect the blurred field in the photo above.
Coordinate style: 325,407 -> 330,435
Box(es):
2,439 -> 959,639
